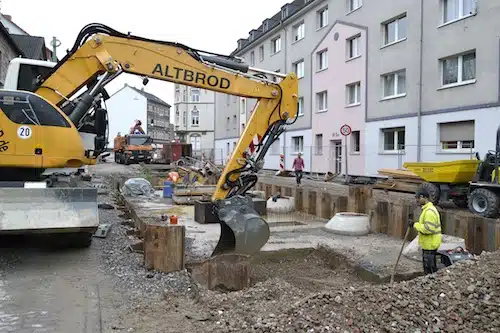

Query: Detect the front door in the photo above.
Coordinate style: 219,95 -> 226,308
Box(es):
330,140 -> 342,174
0,93 -> 42,171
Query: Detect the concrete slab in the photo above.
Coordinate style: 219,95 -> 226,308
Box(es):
122,191 -> 423,282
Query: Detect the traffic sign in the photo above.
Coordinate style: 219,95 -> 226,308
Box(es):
340,124 -> 352,136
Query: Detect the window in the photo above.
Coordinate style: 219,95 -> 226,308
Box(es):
441,51 -> 476,86
382,70 -> 406,98
233,115 -> 237,129
442,0 -> 476,24
259,45 -> 264,62
316,91 -> 328,112
347,0 -> 362,12
383,14 -> 407,45
315,134 -> 323,155
182,90 -> 187,102
271,140 -> 280,154
272,37 -> 281,54
226,142 -> 230,155
240,98 -> 247,114
294,60 -> 304,79
351,130 -> 360,153
190,89 -> 200,102
293,22 -> 305,42
439,120 -> 475,151
297,96 -> 304,116
317,7 -> 328,29
317,50 -> 328,71
346,82 -> 361,106
382,127 -> 405,151
273,69 -> 281,83
347,35 -> 361,59
226,116 -> 230,130
183,111 -> 187,125
191,107 -> 199,126
250,51 -> 255,66
263,21 -> 269,32
190,135 -> 201,150
0,90 -> 71,127
292,136 -> 304,153
281,6 -> 288,20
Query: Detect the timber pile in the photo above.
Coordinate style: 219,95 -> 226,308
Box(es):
374,168 -> 424,193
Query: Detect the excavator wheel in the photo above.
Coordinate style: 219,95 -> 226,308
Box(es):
211,195 -> 270,257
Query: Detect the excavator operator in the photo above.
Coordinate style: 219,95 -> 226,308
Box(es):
129,120 -> 145,134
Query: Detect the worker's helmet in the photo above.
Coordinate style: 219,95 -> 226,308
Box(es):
136,120 -> 142,125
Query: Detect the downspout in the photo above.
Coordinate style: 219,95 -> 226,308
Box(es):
417,0 -> 424,161
282,22 -> 288,168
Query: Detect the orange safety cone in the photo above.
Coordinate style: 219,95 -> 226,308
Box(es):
170,215 -> 178,225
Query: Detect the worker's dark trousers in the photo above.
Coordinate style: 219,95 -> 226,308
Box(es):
422,249 -> 438,274
295,171 -> 303,185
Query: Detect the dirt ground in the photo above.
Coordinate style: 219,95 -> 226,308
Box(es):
105,248 -> 375,333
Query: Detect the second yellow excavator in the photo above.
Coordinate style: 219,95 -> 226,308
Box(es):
0,23 -> 298,254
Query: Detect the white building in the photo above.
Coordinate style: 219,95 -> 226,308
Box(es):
106,83 -> 173,145
173,84 -> 215,160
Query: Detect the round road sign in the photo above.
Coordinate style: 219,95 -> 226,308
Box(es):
340,124 -> 352,136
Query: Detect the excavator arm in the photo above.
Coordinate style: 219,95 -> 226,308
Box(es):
32,23 -> 298,256
35,24 -> 298,201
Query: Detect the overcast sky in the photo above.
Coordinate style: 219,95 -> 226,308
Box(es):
2,0 -> 285,106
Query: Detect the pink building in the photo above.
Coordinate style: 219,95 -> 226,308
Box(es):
311,21 -> 367,176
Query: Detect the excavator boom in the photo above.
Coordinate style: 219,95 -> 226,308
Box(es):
1,23 -> 298,256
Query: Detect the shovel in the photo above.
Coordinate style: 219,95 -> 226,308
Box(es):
390,213 -> 413,286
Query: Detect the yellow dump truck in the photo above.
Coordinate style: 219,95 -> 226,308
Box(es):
404,151 -> 500,218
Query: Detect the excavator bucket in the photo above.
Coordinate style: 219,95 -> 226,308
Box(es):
0,187 -> 99,234
211,195 -> 270,256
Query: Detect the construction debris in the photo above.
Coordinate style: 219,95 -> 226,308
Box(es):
201,250 -> 500,332
374,168 -> 424,194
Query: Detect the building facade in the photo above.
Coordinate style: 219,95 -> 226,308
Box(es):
174,84 -> 215,159
106,84 -> 173,145
215,0 -> 498,176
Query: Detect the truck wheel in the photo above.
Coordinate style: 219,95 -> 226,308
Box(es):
468,188 -> 500,218
420,182 -> 440,205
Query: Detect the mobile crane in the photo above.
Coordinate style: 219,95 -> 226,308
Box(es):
0,23 -> 298,254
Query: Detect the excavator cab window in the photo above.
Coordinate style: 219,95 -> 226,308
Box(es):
0,91 -> 71,128
17,63 -> 54,92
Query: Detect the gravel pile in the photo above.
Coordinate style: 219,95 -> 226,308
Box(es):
202,251 -> 500,333
96,177 -> 195,302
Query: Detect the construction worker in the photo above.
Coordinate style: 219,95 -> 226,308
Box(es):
410,188 -> 442,275
292,152 -> 304,186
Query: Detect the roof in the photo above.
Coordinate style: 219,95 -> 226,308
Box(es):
129,86 -> 171,108
0,22 -> 24,56
10,34 -> 47,60
230,0 -> 318,56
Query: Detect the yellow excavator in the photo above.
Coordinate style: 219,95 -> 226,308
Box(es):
0,23 -> 298,253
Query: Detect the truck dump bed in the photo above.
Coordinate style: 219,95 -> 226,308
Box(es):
403,159 -> 479,183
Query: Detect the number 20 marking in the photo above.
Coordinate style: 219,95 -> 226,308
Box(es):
18,125 -> 32,139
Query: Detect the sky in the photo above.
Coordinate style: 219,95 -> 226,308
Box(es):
2,0 -> 286,107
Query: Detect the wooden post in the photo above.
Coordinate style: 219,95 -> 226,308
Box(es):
189,254 -> 251,291
347,186 -> 373,213
144,224 -> 185,273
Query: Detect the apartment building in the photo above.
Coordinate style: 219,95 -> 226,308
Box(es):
217,0 -> 499,175
174,84 -> 215,159
214,0 -> 335,170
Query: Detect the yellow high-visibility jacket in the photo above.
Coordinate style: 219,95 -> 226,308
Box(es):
414,202 -> 442,250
